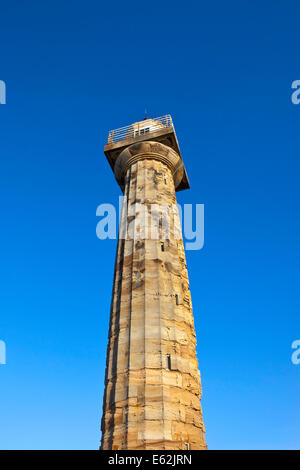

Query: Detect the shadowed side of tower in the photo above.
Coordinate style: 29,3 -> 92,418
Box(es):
100,117 -> 206,450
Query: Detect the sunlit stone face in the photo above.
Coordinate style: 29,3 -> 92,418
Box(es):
101,146 -> 206,450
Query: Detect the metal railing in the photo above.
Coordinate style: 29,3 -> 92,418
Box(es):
107,114 -> 173,144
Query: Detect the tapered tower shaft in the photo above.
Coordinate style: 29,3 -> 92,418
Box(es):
101,121 -> 206,450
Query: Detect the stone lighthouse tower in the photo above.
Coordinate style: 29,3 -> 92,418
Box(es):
101,115 -> 206,450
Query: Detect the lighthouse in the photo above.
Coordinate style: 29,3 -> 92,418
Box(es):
101,115 -> 206,450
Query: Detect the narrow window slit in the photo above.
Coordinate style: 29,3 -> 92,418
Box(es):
161,242 -> 164,252
175,294 -> 179,305
167,354 -> 171,370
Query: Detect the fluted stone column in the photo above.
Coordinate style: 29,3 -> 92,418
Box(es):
101,141 -> 206,450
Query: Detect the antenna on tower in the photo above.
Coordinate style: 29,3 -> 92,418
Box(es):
144,108 -> 149,120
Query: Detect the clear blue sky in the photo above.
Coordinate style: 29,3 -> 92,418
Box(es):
0,0 -> 299,450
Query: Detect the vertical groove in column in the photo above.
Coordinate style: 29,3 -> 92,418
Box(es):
142,159 -> 147,450
156,161 -> 167,450
126,162 -> 139,449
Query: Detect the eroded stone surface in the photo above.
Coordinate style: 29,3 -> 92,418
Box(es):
101,157 -> 206,450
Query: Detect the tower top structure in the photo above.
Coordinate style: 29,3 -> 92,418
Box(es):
104,114 -> 190,192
